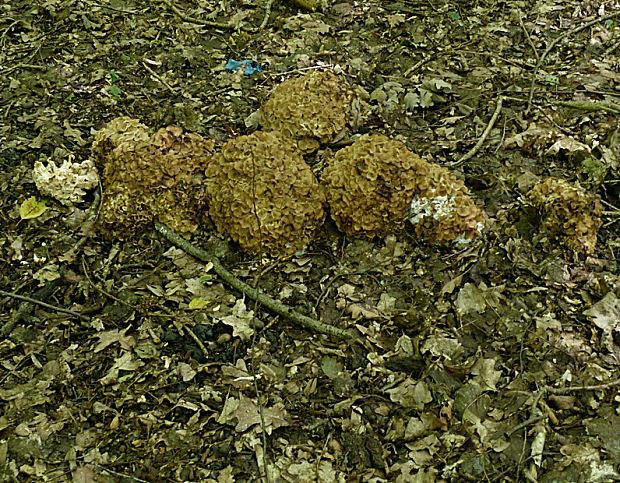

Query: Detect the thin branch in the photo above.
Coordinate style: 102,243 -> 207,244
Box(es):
603,37 -> 620,57
504,377 -> 620,442
186,325 -> 210,359
526,10 -> 620,112
449,95 -> 503,166
0,289 -> 89,321
160,0 -> 241,30
505,414 -> 545,438
552,99 -> 620,115
154,222 -> 357,340
142,61 -> 176,94
403,55 -> 431,78
259,0 -> 275,30
545,378 -> 620,394
518,15 -> 539,62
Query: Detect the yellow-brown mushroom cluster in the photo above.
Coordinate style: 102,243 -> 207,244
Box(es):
258,70 -> 353,153
527,177 -> 602,254
89,71 -> 489,255
321,134 -> 485,245
206,131 -> 325,257
407,160 -> 485,245
94,120 -> 215,239
91,116 -> 151,162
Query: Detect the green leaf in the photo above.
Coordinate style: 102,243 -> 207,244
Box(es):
19,197 -> 47,219
107,85 -> 122,97
320,357 -> 343,379
188,298 -> 210,309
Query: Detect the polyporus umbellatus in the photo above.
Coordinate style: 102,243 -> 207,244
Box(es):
407,160 -> 485,245
526,177 -> 602,253
205,131 -> 325,257
258,70 -> 354,153
96,122 -> 216,239
321,134 -> 485,244
91,116 -> 152,164
33,156 -> 99,206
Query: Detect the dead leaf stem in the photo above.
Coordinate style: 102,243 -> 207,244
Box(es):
0,288 -> 89,322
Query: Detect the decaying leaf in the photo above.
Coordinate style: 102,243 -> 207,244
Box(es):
218,299 -> 256,341
583,292 -> 620,352
217,393 -> 289,433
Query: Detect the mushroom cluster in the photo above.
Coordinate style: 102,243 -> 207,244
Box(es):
407,160 -> 485,245
527,177 -> 602,254
94,119 -> 215,239
33,157 -> 99,206
258,70 -> 354,153
321,134 -> 485,245
89,72 -> 489,255
91,116 -> 151,163
206,131 -> 325,257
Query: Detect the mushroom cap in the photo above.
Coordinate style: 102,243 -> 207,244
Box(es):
91,117 -> 152,165
406,160 -> 485,244
322,134 -> 423,238
205,131 -> 326,257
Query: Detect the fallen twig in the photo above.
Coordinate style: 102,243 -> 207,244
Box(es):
259,0 -> 275,30
160,0 -> 246,30
553,99 -> 620,115
154,221 -> 357,340
502,375 -> 620,476
507,377 -> 620,438
449,95 -> 503,166
142,61 -> 176,94
544,378 -> 620,394
0,288 -> 88,322
504,414 -> 545,438
526,10 -> 620,113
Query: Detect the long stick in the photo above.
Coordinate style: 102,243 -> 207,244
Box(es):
154,222 -> 357,340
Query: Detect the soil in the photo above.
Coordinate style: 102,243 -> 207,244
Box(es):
1,1 -> 620,481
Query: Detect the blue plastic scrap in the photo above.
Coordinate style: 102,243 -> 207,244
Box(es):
225,59 -> 263,76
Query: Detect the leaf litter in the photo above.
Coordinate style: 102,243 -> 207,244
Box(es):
1,0 -> 620,481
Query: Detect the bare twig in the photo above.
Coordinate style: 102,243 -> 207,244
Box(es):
545,378 -> 620,394
504,414 -> 545,438
160,0 -> 238,29
504,377 -> 620,442
449,95 -> 503,166
81,249 -> 133,308
142,61 -> 176,94
0,289 -> 88,321
403,55 -> 431,78
259,0 -> 275,30
186,325 -> 210,359
526,10 -> 620,112
553,99 -> 620,115
154,222 -> 357,340
518,15 -> 539,62
603,37 -> 620,57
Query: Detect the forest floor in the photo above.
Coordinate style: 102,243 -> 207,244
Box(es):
1,0 -> 620,481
